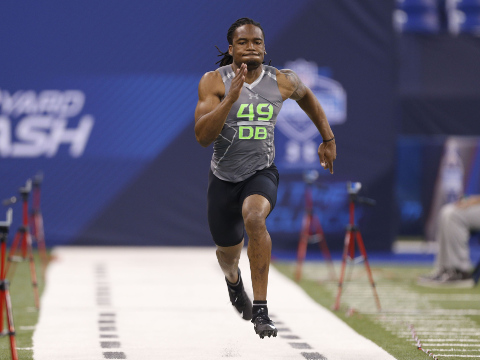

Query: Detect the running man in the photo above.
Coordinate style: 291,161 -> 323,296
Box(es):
194,18 -> 336,338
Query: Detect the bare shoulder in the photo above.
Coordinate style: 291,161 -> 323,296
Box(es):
276,69 -> 298,91
198,70 -> 225,99
200,69 -> 222,83
276,69 -> 306,101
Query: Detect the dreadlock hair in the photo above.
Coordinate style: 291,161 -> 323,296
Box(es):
216,17 -> 265,67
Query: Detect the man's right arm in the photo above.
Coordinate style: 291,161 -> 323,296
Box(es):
194,64 -> 247,147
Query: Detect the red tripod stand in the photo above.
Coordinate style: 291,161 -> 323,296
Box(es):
5,180 -> 40,309
31,173 -> 48,279
295,171 -> 335,282
0,208 -> 19,360
333,182 -> 381,311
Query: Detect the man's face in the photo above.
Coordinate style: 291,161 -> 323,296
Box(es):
229,24 -> 265,69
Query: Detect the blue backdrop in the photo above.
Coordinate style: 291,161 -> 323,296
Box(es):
0,0 -> 403,251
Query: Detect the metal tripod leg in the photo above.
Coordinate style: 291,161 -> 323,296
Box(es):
334,227 -> 381,311
1,210 -> 19,360
355,230 -> 381,311
32,211 -> 48,280
334,228 -> 354,310
295,213 -> 312,281
6,227 -> 40,309
0,280 -> 18,360
311,215 -> 336,281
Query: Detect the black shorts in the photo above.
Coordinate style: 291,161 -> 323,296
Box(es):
207,164 -> 279,247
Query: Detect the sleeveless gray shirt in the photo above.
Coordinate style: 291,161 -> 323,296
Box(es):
211,64 -> 283,182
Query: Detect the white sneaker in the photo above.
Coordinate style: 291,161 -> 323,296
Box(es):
418,269 -> 474,288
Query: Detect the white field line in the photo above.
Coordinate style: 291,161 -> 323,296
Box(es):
379,315 -> 478,321
366,310 -> 480,316
423,344 -> 480,347
407,339 -> 480,343
33,247 -> 396,360
394,332 -> 480,338
378,318 -> 476,322
19,326 -> 36,330
382,326 -> 478,337
422,295 -> 480,301
398,334 -> 480,341
396,328 -> 480,333
432,355 -> 480,357
431,349 -> 480,352
382,320 -> 477,327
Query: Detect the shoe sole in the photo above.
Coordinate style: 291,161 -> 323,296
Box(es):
257,329 -> 278,339
254,323 -> 278,339
417,279 -> 475,288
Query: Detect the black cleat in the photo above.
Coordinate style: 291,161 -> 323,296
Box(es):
226,270 -> 252,320
252,307 -> 277,339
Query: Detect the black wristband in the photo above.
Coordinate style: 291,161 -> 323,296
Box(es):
323,136 -> 335,143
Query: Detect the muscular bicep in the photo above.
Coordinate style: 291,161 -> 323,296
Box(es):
278,69 -> 308,101
195,93 -> 221,124
194,72 -> 223,123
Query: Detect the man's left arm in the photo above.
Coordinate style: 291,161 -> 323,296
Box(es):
457,195 -> 480,209
279,69 -> 336,174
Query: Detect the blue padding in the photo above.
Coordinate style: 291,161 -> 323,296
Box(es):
398,0 -> 438,11
460,13 -> 480,33
456,0 -> 480,11
401,11 -> 441,33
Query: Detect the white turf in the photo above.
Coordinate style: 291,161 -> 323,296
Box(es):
32,247 -> 396,360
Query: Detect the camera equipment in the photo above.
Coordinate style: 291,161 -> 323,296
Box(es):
5,179 -> 40,309
0,208 -> 18,360
333,181 -> 381,311
346,181 -> 376,206
295,171 -> 336,282
303,169 -> 319,185
347,181 -> 362,195
1,198 -> 16,207
31,172 -> 48,279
